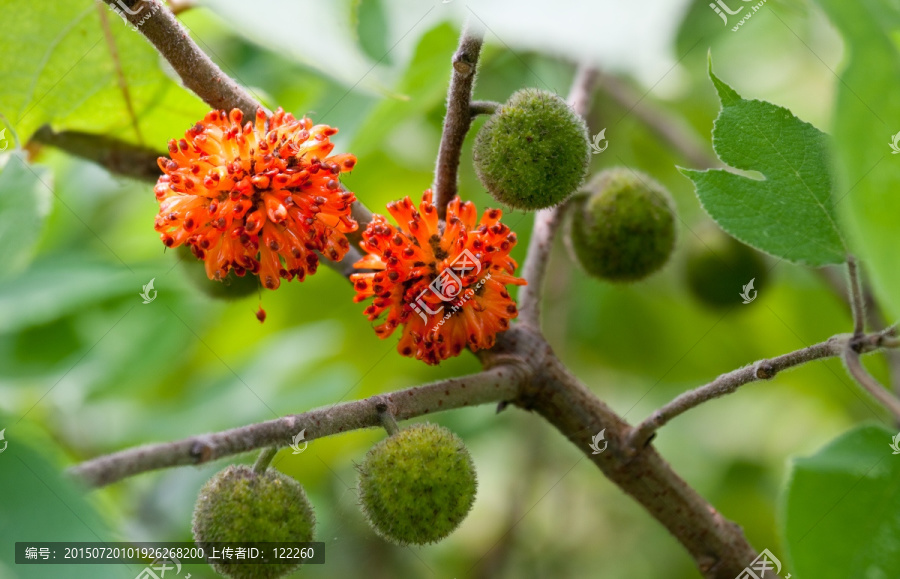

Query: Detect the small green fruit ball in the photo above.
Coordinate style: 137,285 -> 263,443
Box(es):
567,167 -> 676,282
684,226 -> 768,308
473,88 -> 590,210
358,423 -> 477,546
192,465 -> 315,579
178,246 -> 258,300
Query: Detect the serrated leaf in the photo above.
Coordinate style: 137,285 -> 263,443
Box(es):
781,424 -> 900,579
814,0 -> 900,321
0,0 -> 207,145
681,64 -> 847,266
0,153 -> 52,281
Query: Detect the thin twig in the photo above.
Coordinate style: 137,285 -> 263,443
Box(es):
844,343 -> 900,422
252,446 -> 278,474
470,100 -> 499,117
847,255 -> 866,337
433,20 -> 484,219
627,332 -> 898,450
375,403 -> 401,436
69,366 -> 523,488
517,65 -> 598,326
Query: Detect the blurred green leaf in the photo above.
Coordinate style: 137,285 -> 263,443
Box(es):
681,65 -> 846,266
0,0 -> 206,144
0,417 -> 120,578
350,22 -> 457,158
782,424 -> 900,579
0,154 -> 51,281
815,0 -> 900,321
0,254 -> 137,333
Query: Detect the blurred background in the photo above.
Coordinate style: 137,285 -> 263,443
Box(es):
0,0 -> 890,577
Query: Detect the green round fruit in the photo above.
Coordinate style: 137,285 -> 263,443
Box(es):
566,167 -> 676,282
684,226 -> 768,308
178,246 -> 259,299
192,465 -> 315,579
473,88 -> 590,210
358,423 -> 477,546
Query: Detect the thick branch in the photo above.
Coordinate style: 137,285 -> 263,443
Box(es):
69,365 -> 523,488
485,327 -> 768,579
433,21 -> 483,219
103,0 -> 263,119
517,66 -> 598,326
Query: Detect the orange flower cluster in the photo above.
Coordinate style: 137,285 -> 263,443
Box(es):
351,191 -> 526,364
154,108 -> 357,290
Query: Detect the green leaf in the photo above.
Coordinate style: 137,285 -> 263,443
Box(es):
350,22 -> 458,157
814,0 -> 900,321
0,0 -> 207,145
680,63 -> 847,266
782,424 -> 900,579
0,417 -> 120,578
0,153 -> 52,281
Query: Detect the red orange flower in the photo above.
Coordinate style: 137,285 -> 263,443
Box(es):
351,191 -> 526,364
154,107 -> 357,290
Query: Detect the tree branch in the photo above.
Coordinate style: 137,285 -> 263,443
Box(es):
517,65 -> 598,327
69,365 -> 524,488
483,327 -> 768,579
103,0 -> 263,119
433,21 -> 484,220
31,126 -> 161,182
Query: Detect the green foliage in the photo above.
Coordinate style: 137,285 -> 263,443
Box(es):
192,465 -> 316,579
0,0 -> 207,144
473,88 -> 589,210
566,168 -> 676,282
680,63 -> 847,267
357,423 -> 477,546
0,418 -> 119,578
0,153 -> 51,281
782,424 -> 900,579
815,0 -> 900,321
684,225 -> 768,308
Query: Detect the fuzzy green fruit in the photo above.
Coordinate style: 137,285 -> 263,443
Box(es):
567,167 -> 676,282
473,88 -> 590,210
178,246 -> 259,300
358,423 -> 477,546
684,226 -> 768,308
192,465 -> 315,579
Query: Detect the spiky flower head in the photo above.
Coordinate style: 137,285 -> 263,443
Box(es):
154,107 -> 358,290
357,423 -> 477,546
192,465 -> 315,579
351,191 -> 526,365
473,88 -> 590,210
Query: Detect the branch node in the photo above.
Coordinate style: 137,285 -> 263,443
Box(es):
189,440 -> 213,464
754,361 -> 776,380
376,402 -> 401,436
